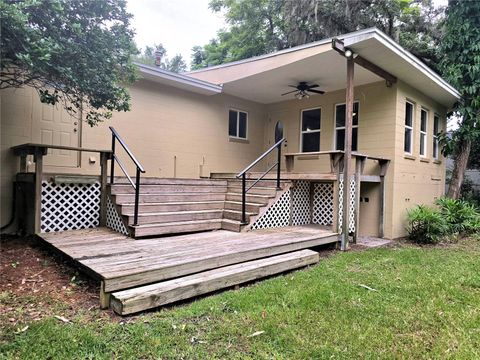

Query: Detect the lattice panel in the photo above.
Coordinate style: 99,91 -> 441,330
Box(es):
251,190 -> 291,230
40,180 -> 100,233
338,176 -> 356,233
106,196 -> 129,236
312,182 -> 334,226
291,181 -> 311,226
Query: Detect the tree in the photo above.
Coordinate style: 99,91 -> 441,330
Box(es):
191,0 -> 443,70
1,0 -> 138,126
135,43 -> 187,73
440,0 -> 480,199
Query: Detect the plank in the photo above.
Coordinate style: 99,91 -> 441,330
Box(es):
110,249 -> 319,315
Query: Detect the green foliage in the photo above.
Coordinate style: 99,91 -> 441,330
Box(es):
0,0 -> 138,126
436,197 -> 480,235
134,43 -> 187,73
191,0 -> 443,70
407,198 -> 480,243
406,205 -> 448,244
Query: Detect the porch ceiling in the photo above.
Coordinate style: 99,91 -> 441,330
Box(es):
221,49 -> 382,104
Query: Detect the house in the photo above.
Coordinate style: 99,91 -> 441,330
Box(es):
0,28 -> 460,313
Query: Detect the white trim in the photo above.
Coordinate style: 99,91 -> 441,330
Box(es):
300,107 -> 322,153
228,108 -> 248,140
419,108 -> 428,158
334,101 -> 359,151
136,63 -> 222,93
404,100 -> 414,155
433,114 -> 440,160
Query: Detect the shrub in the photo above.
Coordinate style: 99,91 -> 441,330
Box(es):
436,197 -> 480,235
406,205 -> 449,244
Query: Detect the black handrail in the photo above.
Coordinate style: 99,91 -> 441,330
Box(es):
236,138 -> 285,224
109,126 -> 145,226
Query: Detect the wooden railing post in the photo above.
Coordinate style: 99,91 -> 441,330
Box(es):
99,151 -> 108,226
33,148 -> 44,234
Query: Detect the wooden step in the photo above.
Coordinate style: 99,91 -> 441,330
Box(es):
225,193 -> 271,204
110,249 -> 320,315
227,179 -> 290,188
221,219 -> 242,232
131,219 -> 222,238
125,210 -> 224,225
110,184 -> 227,194
113,192 -> 226,204
120,201 -> 225,214
223,209 -> 256,222
227,186 -> 277,196
224,200 -> 263,213
114,177 -> 227,186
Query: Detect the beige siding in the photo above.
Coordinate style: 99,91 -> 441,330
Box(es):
389,81 -> 447,238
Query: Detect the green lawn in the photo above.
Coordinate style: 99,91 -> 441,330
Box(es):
1,240 -> 479,359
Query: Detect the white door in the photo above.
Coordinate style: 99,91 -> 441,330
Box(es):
31,94 -> 81,168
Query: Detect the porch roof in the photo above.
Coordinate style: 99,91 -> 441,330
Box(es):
187,28 -> 460,107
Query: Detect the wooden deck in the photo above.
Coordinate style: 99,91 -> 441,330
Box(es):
39,226 -> 338,313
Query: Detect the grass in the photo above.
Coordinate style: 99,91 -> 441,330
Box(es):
1,239 -> 480,359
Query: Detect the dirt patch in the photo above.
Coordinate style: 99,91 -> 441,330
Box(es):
0,235 -> 112,329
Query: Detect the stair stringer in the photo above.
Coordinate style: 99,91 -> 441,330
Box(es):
242,183 -> 292,232
106,193 -> 132,237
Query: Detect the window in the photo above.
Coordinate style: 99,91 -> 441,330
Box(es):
420,108 -> 428,157
404,101 -> 414,154
228,109 -> 247,139
300,108 -> 321,152
335,102 -> 359,151
433,114 -> 440,159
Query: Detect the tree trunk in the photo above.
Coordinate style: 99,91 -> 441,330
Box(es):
447,138 -> 472,199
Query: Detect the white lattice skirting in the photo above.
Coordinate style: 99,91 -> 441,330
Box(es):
312,182 -> 334,226
106,196 -> 130,235
40,180 -> 100,233
251,190 -> 291,230
291,181 -> 310,226
338,177 -> 356,233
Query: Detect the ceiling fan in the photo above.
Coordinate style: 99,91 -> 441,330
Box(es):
281,82 -> 325,99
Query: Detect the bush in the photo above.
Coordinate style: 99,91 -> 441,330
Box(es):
436,197 -> 480,235
406,205 -> 449,244
407,198 -> 480,244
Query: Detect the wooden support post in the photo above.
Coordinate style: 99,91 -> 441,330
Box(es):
19,155 -> 27,172
33,148 -> 44,234
331,154 -> 343,234
99,281 -> 111,309
99,152 -> 108,226
353,156 -> 365,244
378,160 -> 390,238
285,155 -> 294,173
341,57 -> 355,251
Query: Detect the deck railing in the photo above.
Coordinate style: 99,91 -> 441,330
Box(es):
109,127 -> 145,226
236,137 -> 285,224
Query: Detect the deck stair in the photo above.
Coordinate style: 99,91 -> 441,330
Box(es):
110,177 -> 290,238
110,249 -> 319,315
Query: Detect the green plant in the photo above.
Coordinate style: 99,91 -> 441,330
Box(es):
436,197 -> 480,235
406,205 -> 449,244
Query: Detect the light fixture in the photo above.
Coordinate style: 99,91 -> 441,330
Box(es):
344,49 -> 353,58
295,90 -> 310,100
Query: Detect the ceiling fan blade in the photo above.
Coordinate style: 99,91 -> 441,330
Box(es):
288,85 -> 299,88
307,84 -> 319,89
281,90 -> 298,96
307,89 -> 325,94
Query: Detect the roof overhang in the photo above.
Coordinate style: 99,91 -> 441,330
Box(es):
187,28 -> 460,107
136,63 -> 222,96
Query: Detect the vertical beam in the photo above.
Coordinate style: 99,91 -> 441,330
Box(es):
331,153 -> 343,233
99,281 -> 111,309
378,160 -> 390,238
285,155 -> 294,173
99,152 -> 108,226
33,148 -> 44,234
341,58 -> 355,251
19,155 -> 27,173
353,156 -> 365,244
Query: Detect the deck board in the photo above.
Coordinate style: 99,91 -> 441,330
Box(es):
38,226 -> 337,292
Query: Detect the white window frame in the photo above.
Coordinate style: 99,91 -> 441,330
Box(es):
433,114 -> 440,160
404,100 -> 414,155
334,101 -> 359,151
228,108 -> 248,140
300,107 -> 321,153
420,108 -> 428,158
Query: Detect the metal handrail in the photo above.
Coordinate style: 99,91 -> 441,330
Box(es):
109,126 -> 146,226
236,138 -> 285,224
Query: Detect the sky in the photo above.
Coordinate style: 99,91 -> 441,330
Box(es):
126,0 -> 226,66
127,0 -> 449,69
